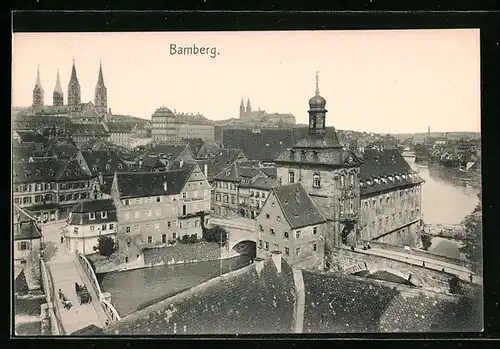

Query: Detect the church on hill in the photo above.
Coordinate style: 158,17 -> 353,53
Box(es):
28,60 -> 109,124
239,98 -> 296,126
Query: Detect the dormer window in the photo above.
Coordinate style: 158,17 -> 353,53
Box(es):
96,158 -> 100,163
92,165 -> 98,171
48,169 -> 55,176
313,174 -> 321,188
35,169 -> 42,176
89,213 -> 96,220
101,211 -> 107,219
105,164 -> 111,170
25,171 -> 32,178
288,171 -> 295,184
118,163 -> 123,170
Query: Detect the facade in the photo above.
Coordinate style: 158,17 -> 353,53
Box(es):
274,73 -> 363,250
238,177 -> 277,219
239,98 -> 296,126
104,122 -> 133,148
212,163 -> 266,218
256,183 -> 326,269
65,199 -> 117,254
13,205 -> 42,262
358,148 -> 424,247
13,159 -> 97,221
111,162 -> 211,262
151,106 -> 215,142
66,123 -> 109,146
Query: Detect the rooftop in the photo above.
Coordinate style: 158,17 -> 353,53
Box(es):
13,159 -> 90,184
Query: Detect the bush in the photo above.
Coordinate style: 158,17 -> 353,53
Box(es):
180,234 -> 198,244
421,234 -> 432,251
203,225 -> 228,247
167,239 -> 177,245
97,236 -> 116,257
448,275 -> 461,294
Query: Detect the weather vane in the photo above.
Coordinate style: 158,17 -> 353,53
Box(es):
315,70 -> 320,95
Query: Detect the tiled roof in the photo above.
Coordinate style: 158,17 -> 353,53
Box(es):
240,177 -> 277,190
68,199 -> 117,225
293,133 -> 343,149
151,144 -> 188,160
13,205 -> 42,240
141,156 -> 166,169
66,123 -> 109,137
181,138 -> 204,156
49,143 -> 80,159
272,183 -> 327,229
301,270 -> 482,333
260,167 -> 277,178
359,149 -> 424,196
80,150 -> 129,177
196,149 -> 245,180
105,257 -> 296,335
12,147 -> 50,162
105,122 -> 133,133
13,159 -> 90,184
212,163 -> 261,182
275,144 -> 362,167
14,131 -> 46,144
115,163 -> 195,198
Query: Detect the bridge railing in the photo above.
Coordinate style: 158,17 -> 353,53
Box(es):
40,259 -> 64,335
76,253 -> 122,323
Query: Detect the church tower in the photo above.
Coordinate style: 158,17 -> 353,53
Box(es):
94,62 -> 108,115
274,71 -> 363,250
246,98 -> 252,113
53,68 -> 64,106
67,59 -> 81,108
32,66 -> 44,107
239,98 -> 245,119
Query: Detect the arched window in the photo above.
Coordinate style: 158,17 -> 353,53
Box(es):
339,175 -> 345,188
349,173 -> 354,186
313,173 -> 321,188
288,171 -> 295,184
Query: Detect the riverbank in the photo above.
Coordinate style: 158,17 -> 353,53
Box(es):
424,223 -> 467,241
88,241 -> 241,274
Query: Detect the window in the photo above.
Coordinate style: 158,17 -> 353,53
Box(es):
89,213 -> 95,220
273,243 -> 279,252
124,199 -> 129,206
90,226 -> 95,232
126,226 -> 131,233
183,192 -> 187,199
265,242 -> 269,250
73,227 -> 79,234
216,194 -> 221,201
284,231 -> 289,239
18,241 -> 30,251
340,175 -> 345,188
258,240 -> 263,249
102,224 -> 107,231
265,214 -> 270,219
109,224 -> 114,230
134,224 -> 140,232
313,227 -> 317,235
313,174 -> 321,188
179,222 -> 183,228
156,196 -> 161,202
296,247 -> 301,256
231,195 -> 235,204
162,234 -> 167,243
313,243 -> 317,251
147,236 -> 153,243
223,195 -> 228,203
146,210 -> 152,217
339,202 -> 344,214
182,205 -> 187,216
101,211 -> 107,219
296,230 -> 301,238
349,200 -> 354,213
284,247 -> 290,255
288,171 -> 295,184
277,216 -> 281,221
167,221 -> 172,228
259,225 -> 263,231
269,227 -> 275,235
172,232 -> 177,239
262,193 -> 266,198
350,174 -> 354,186
124,212 -> 130,220
271,202 -> 275,207
145,223 -> 151,230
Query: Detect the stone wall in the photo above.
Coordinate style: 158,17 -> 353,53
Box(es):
327,248 -> 474,296
143,241 -> 221,267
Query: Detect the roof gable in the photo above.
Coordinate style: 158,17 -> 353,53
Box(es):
81,150 -> 128,176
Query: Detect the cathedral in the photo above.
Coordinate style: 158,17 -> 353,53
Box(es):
30,60 -> 109,122
239,98 -> 296,126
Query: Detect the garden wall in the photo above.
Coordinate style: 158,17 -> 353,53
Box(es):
143,241 -> 222,267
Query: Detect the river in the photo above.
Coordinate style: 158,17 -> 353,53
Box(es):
98,254 -> 253,317
100,159 -> 480,317
408,158 -> 480,260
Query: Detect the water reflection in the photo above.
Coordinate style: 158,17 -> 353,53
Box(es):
98,254 -> 252,316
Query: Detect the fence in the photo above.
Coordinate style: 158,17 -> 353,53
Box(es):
76,253 -> 121,323
40,260 -> 64,335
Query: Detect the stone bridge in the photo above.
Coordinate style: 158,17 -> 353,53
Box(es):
209,217 -> 258,251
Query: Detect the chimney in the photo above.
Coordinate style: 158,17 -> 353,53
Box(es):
271,250 -> 282,274
163,181 -> 168,192
179,158 -> 184,168
204,163 -> 208,178
98,172 -> 104,184
295,185 -> 300,203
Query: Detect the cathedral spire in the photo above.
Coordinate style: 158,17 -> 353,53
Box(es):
54,68 -> 63,94
53,68 -> 64,106
70,59 -> 79,84
32,65 -> 44,107
97,61 -> 105,86
94,61 -> 108,115
246,98 -> 251,113
68,58 -> 81,106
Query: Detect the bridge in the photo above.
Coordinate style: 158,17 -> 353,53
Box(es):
209,217 -> 258,252
209,217 -> 481,286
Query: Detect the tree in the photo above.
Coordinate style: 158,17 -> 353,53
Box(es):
459,193 -> 482,265
203,225 -> 228,247
421,234 -> 433,251
97,236 -> 116,257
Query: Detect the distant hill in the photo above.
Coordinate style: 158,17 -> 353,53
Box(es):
390,132 -> 481,142
109,114 -> 149,124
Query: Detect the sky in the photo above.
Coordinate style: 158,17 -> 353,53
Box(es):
12,29 -> 480,134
